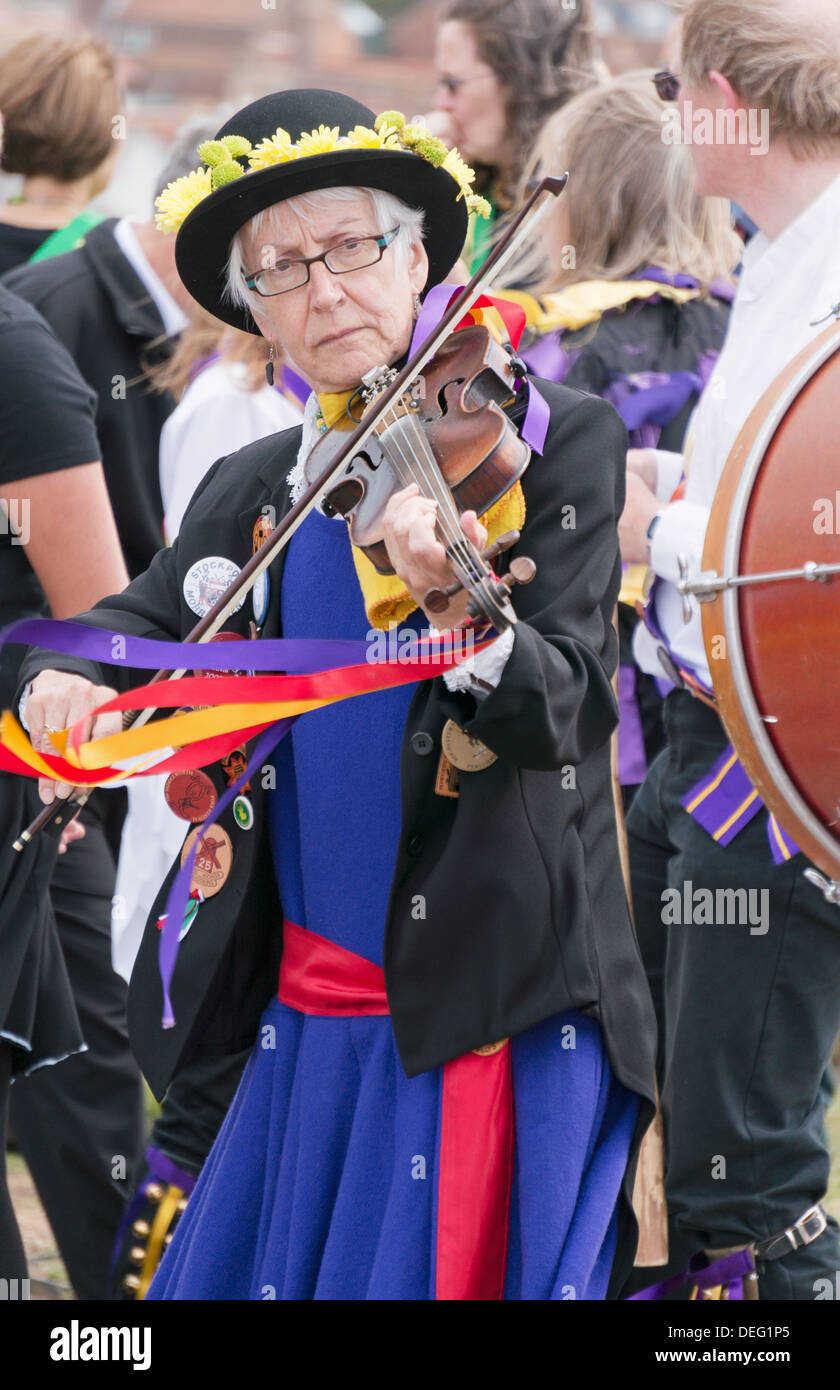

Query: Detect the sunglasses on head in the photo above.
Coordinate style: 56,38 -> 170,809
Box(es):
652,70 -> 681,102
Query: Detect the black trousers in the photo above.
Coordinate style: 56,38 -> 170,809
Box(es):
627,691 -> 840,1299
10,806 -> 146,1299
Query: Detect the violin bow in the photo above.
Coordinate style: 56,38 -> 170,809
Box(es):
16,173 -> 568,850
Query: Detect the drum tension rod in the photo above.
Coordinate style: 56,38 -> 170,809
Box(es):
677,557 -> 840,608
803,869 -> 840,907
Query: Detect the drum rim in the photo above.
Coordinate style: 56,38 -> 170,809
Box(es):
722,328 -> 840,871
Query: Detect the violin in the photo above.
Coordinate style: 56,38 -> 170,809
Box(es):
15,173 -> 567,850
305,321 -> 534,622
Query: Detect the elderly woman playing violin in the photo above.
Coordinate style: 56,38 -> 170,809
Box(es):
18,89 -> 656,1302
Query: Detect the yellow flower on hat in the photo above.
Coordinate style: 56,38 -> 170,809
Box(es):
296,124 -> 341,157
248,127 -> 297,170
339,123 -> 381,150
467,194 -> 493,219
441,147 -> 476,200
154,167 -> 213,234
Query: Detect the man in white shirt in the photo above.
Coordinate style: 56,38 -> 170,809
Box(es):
621,0 -> 840,1299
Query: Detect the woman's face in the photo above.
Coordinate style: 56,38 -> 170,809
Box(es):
243,194 -> 428,394
434,19 -> 510,169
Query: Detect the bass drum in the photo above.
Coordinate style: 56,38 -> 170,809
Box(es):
700,319 -> 840,883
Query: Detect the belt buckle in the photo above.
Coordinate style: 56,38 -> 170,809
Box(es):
786,1204 -> 827,1252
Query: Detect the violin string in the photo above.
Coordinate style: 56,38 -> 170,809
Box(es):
398,403 -> 488,584
381,395 -> 484,580
376,396 -> 500,624
377,398 -> 465,555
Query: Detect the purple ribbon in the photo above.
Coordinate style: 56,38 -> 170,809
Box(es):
278,363 -> 311,411
0,617 -> 378,675
158,720 -> 294,1029
628,1247 -> 755,1301
410,284 -> 550,455
604,370 -> 703,434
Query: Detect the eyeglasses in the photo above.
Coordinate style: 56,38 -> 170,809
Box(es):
436,73 -> 490,95
652,70 -> 681,102
243,227 -> 399,297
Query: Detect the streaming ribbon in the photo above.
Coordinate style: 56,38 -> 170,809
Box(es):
0,616 -> 494,1027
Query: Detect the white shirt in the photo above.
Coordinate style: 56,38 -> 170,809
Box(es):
160,359 -> 302,541
112,218 -> 188,338
635,171 -> 840,686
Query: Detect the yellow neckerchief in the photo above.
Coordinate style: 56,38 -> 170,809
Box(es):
316,389 -> 527,631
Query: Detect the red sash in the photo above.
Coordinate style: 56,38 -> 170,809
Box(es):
277,918 -> 514,1300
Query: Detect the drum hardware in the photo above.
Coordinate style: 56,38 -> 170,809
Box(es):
697,319 -> 840,884
679,559 -> 840,603
803,868 -> 840,906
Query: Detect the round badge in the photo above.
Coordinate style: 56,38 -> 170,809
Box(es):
252,507 -> 275,553
233,794 -> 255,830
164,770 -> 217,823
252,571 -> 269,627
181,825 -> 234,898
441,719 -> 498,772
472,1039 -> 509,1057
193,630 -> 247,680
183,557 -> 245,618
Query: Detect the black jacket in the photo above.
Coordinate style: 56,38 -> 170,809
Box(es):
3,217 -> 173,579
19,380 -> 657,1112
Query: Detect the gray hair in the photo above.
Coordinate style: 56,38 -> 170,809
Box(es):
225,186 -> 425,323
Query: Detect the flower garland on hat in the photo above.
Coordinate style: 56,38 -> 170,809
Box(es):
155,110 -> 492,234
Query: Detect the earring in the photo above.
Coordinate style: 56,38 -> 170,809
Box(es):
265,344 -> 275,387
412,293 -> 422,320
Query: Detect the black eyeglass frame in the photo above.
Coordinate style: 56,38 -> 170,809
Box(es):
243,227 -> 400,297
652,70 -> 681,102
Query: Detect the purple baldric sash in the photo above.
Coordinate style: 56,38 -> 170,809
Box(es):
628,1247 -> 757,1301
643,563 -> 800,865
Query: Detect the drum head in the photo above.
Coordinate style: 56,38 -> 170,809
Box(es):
702,323 -> 840,879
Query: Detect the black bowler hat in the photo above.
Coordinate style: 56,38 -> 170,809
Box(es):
171,89 -> 472,335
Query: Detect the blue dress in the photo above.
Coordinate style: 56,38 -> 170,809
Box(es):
148,509 -> 639,1300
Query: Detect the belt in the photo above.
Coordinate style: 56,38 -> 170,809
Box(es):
276,918 -> 514,1301
754,1203 -> 829,1263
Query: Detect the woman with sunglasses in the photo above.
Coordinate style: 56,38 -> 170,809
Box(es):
430,0 -> 600,273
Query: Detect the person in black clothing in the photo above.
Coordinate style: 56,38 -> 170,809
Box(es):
4,213 -> 190,579
0,282 -> 130,1287
4,131 -> 247,1299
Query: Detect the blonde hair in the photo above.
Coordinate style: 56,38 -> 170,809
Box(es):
148,306 -> 273,402
0,33 -> 122,181
509,69 -> 741,294
678,0 -> 840,156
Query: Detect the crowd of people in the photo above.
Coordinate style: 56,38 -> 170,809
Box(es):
0,0 -> 838,1304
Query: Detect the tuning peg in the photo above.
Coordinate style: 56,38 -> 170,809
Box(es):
424,531 -> 534,614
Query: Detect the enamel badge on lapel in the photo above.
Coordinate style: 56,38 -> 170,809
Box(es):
233,795 -> 255,830
441,719 -> 498,772
164,770 -> 217,823
251,504 -> 275,630
183,557 -> 245,618
221,746 -> 250,791
181,825 -> 233,897
156,889 -> 204,944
